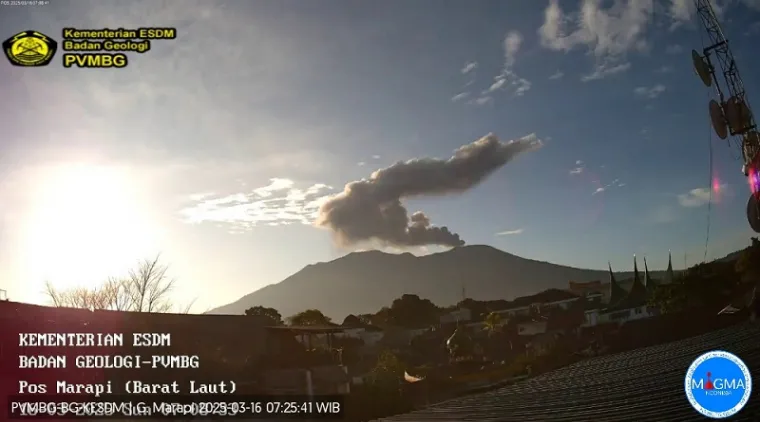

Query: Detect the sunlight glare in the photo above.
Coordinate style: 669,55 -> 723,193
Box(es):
20,163 -> 160,291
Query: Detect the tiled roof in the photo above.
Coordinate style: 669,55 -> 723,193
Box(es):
374,323 -> 760,421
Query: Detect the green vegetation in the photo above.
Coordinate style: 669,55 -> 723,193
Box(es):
287,308 -> 333,326
648,237 -> 759,314
244,305 -> 283,325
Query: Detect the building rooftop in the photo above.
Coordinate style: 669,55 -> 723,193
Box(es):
374,323 -> 760,421
267,325 -> 346,334
505,289 -> 580,310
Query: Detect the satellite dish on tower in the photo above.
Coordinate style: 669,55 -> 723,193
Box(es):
747,193 -> 760,233
724,96 -> 752,134
709,100 -> 728,140
692,50 -> 712,87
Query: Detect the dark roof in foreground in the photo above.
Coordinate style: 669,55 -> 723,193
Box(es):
375,323 -> 760,422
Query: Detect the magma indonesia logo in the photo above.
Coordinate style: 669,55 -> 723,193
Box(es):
684,350 -> 752,419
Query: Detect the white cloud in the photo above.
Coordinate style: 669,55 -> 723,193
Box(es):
504,31 -> 523,69
655,65 -> 674,73
549,70 -> 564,80
570,160 -> 585,175
539,0 -> 653,81
514,78 -> 532,96
669,0 -> 742,30
451,92 -> 470,102
188,192 -> 214,201
483,30 -> 531,97
634,84 -> 667,99
357,162 -> 366,167
678,188 -> 711,207
485,78 -> 507,93
181,179 -> 334,229
581,62 -> 631,82
469,96 -> 494,106
591,178 -> 625,195
461,62 -> 478,74
495,228 -> 524,236
677,184 -> 728,207
252,178 -> 294,197
372,155 -> 381,160
668,0 -> 694,30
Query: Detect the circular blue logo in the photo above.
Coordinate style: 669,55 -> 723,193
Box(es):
684,350 -> 752,419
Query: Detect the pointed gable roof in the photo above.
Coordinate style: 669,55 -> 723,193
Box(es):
664,250 -> 675,284
644,256 -> 658,293
605,255 -> 650,312
607,262 -> 627,306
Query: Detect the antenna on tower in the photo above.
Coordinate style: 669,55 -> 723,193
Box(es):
691,0 -> 760,233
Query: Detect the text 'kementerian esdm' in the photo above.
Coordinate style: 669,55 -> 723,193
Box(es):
61,27 -> 176,68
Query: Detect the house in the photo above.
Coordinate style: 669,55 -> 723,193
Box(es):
599,255 -> 663,325
439,307 -> 472,325
581,252 -> 674,327
494,289 -> 581,319
568,280 -> 604,300
337,319 -> 385,346
516,318 -> 548,336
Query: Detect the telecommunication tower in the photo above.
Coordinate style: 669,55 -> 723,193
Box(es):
690,0 -> 760,232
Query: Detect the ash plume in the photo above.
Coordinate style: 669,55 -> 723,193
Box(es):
316,133 -> 543,247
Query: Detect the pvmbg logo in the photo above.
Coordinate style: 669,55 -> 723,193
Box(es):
684,350 -> 752,419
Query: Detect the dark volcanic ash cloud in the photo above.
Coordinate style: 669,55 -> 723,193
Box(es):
316,133 -> 543,248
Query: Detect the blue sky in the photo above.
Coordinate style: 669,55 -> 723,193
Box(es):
1,0 -> 759,312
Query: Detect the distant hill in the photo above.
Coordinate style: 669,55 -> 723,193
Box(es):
207,245 -> 671,320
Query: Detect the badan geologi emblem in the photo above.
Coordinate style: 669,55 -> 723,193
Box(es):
2,30 -> 58,67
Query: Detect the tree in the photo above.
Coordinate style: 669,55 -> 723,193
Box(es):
372,307 -> 393,326
245,306 -> 283,325
371,350 -> 405,384
387,294 -> 440,328
736,237 -> 760,283
649,260 -> 741,314
287,309 -> 332,326
342,314 -> 361,326
44,255 -> 195,313
356,313 -> 375,325
484,311 -> 501,336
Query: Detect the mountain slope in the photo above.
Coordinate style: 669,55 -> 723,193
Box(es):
207,245 -> 660,320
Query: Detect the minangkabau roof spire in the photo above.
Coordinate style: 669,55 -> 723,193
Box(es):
633,254 -> 640,285
608,262 -> 626,305
665,250 -> 674,284
644,256 -> 658,293
643,256 -> 649,287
